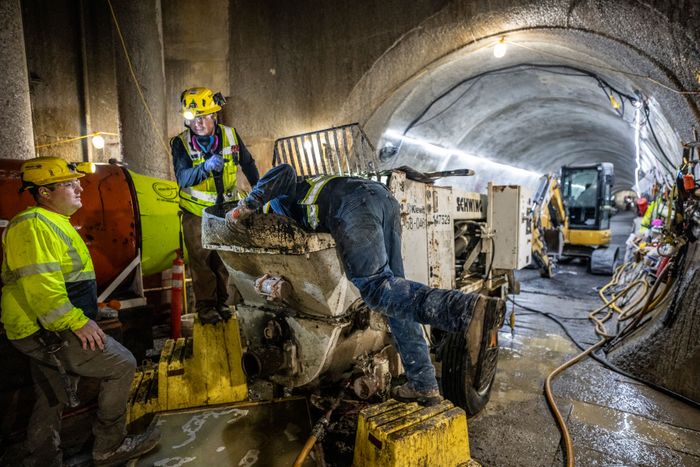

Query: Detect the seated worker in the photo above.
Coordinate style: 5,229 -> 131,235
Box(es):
574,183 -> 597,207
171,87 -> 260,324
1,157 -> 159,466
228,164 -> 505,406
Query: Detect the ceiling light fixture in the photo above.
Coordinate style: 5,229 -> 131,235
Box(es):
493,37 -> 507,58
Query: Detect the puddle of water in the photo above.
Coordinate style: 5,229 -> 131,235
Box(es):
494,330 -> 579,396
571,400 -> 700,457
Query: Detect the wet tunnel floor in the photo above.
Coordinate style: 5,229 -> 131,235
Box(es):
468,213 -> 700,467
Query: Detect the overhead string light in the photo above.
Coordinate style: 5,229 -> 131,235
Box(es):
35,131 -> 118,150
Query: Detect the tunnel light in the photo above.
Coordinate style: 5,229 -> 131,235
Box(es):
633,106 -> 642,197
493,37 -> 507,58
303,141 -> 313,151
91,134 -> 105,149
383,129 -> 542,179
609,95 -> 621,110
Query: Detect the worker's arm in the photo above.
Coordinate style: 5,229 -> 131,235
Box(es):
171,137 -> 210,188
236,132 -> 260,186
241,164 -> 298,210
5,219 -> 90,334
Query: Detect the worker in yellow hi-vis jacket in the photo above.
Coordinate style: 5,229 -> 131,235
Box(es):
1,157 -> 159,466
171,87 -> 259,324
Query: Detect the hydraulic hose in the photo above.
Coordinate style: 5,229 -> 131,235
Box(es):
540,288 -> 634,467
544,339 -> 608,467
293,386 -> 346,467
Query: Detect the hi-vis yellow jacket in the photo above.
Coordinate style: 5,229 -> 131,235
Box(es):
176,125 -> 240,216
1,206 -> 95,340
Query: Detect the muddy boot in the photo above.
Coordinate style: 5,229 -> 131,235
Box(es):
93,428 -> 161,466
465,296 -> 506,368
198,307 -> 221,325
216,304 -> 233,321
391,382 -> 443,406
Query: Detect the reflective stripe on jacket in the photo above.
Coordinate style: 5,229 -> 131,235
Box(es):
300,175 -> 339,229
1,206 -> 94,340
177,124 -> 240,216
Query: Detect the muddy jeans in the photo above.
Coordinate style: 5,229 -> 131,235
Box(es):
10,331 -> 136,466
182,210 -> 240,311
329,181 -> 479,392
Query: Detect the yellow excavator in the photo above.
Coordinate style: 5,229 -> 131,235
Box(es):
532,163 -> 618,276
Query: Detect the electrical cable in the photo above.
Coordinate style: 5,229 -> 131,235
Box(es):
643,104 -> 677,171
402,63 -> 638,136
508,41 -> 700,96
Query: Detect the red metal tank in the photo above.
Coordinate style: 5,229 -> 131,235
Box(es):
0,159 -> 138,290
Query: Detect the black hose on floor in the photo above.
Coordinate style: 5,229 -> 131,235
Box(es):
507,297 -> 700,410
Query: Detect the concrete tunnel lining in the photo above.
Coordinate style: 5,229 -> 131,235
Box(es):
338,1 -> 699,195
366,28 -> 687,194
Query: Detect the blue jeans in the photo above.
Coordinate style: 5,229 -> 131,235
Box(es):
329,181 -> 479,392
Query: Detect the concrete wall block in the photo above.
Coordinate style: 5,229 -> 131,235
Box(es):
0,0 -> 34,160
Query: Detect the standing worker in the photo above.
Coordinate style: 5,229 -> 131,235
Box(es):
229,164 -> 506,406
171,87 -> 260,325
1,157 -> 159,466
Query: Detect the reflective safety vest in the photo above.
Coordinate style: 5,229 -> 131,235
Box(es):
300,175 -> 339,229
1,206 -> 95,340
261,174 -> 339,229
177,124 -> 240,216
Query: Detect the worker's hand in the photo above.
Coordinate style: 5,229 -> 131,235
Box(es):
73,319 -> 106,351
204,154 -> 224,173
227,203 -> 254,223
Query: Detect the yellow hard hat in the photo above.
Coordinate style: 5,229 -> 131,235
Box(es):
180,87 -> 226,120
20,157 -> 94,191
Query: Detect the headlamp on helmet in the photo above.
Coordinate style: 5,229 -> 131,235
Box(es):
180,87 -> 226,121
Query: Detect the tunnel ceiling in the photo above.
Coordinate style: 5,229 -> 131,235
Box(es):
372,28 -> 688,194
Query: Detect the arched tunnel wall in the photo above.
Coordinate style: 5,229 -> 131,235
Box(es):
229,0 -> 700,174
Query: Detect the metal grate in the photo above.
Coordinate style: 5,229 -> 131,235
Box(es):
272,123 -> 379,177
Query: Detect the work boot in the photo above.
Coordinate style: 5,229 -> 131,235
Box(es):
216,304 -> 233,321
466,296 -> 506,368
197,307 -> 221,325
391,382 -> 443,406
93,428 -> 160,466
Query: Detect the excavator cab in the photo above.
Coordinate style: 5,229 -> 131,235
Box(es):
530,163 -> 618,276
561,163 -> 614,246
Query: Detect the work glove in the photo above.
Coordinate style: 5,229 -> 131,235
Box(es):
203,154 -> 224,173
227,200 -> 254,223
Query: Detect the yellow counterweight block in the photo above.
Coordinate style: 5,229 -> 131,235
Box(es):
567,228 -> 612,247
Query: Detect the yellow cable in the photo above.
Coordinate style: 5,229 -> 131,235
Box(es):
35,131 -> 119,149
106,0 -> 172,156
